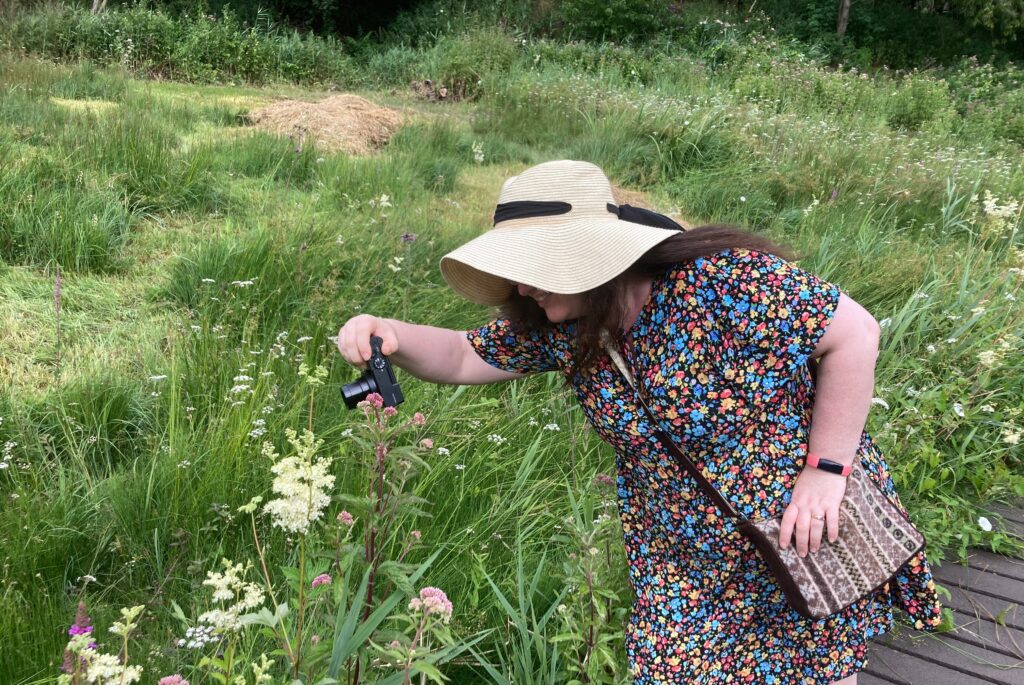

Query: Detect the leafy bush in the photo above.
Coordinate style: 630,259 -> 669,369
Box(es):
885,73 -> 955,132
556,0 -> 673,43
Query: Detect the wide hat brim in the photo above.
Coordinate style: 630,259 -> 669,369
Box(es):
440,217 -> 679,306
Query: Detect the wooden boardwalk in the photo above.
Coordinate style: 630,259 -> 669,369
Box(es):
864,504 -> 1024,685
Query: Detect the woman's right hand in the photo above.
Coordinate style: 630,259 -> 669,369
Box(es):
336,315 -> 401,369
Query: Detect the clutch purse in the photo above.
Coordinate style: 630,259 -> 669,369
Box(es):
602,334 -> 926,619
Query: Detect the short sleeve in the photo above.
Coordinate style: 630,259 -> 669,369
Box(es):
465,318 -> 559,375
699,249 -> 841,385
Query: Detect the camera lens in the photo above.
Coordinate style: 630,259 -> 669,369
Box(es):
340,374 -> 377,409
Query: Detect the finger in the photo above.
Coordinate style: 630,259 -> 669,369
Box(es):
809,513 -> 826,553
779,504 -> 798,549
795,509 -> 811,558
827,504 -> 841,543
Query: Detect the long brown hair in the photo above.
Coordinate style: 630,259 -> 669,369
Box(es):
496,224 -> 793,376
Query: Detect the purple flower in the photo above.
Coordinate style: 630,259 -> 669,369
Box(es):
401,232 -> 418,243
159,677 -> 190,685
416,586 -> 453,622
311,573 -> 332,589
592,473 -> 615,488
338,510 -> 354,526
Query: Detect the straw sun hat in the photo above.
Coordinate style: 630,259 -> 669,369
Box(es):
440,160 -> 685,306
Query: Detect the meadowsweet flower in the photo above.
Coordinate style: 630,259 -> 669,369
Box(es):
1002,428 -> 1021,445
108,605 -> 145,638
262,429 -> 333,535
978,350 -> 1001,367
311,573 -> 332,589
198,559 -> 265,633
297,362 -> 329,387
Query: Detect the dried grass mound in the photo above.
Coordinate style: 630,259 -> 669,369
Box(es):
246,94 -> 402,155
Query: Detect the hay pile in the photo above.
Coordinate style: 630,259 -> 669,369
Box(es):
246,94 -> 402,155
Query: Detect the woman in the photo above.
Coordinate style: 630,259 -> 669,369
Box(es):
335,160 -> 943,684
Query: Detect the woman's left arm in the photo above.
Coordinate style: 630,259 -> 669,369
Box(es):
777,292 -> 882,558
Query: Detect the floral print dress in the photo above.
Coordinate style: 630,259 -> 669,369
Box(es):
464,249 -> 943,685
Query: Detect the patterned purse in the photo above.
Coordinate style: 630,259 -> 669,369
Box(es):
602,336 -> 926,620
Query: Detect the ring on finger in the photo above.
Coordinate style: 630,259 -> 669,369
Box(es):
811,514 -> 825,522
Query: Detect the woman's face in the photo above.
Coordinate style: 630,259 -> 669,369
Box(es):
515,283 -> 585,323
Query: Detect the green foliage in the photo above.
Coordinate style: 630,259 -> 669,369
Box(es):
885,73 -> 955,132
556,0 -> 674,43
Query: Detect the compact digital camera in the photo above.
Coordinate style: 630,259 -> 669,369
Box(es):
341,335 -> 404,409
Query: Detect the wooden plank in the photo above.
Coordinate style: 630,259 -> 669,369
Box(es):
867,641 -> 1003,685
947,606 -> 1024,660
860,670 -> 902,684
990,504 -> 1024,526
963,550 -> 1024,580
941,585 -> 1024,632
878,635 -> 1024,684
934,558 -> 1024,604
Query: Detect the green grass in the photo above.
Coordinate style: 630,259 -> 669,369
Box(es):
0,20 -> 1022,684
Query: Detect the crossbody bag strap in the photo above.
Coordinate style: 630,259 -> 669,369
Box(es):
602,332 -> 745,522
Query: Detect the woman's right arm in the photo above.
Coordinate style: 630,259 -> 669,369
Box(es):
336,315 -> 526,386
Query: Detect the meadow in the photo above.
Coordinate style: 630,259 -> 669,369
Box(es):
0,5 -> 1022,683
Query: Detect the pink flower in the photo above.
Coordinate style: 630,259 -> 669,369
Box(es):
366,393 -> 384,408
417,586 -> 453,622
389,639 -> 402,649
410,530 -> 421,540
338,511 -> 354,526
311,634 -> 321,645
159,677 -> 190,685
592,473 -> 615,488
419,438 -> 434,449
412,412 -> 426,426
383,406 -> 398,417
311,573 -> 332,589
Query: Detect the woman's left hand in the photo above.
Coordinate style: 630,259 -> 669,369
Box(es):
778,467 -> 848,557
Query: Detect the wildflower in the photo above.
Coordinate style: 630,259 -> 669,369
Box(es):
871,397 -> 890,410
420,438 -> 434,449
436,447 -> 450,456
366,393 -> 385,409
201,278 -> 216,284
978,350 -> 1001,367
338,510 -> 354,526
412,412 -> 426,426
401,232 -> 418,243
472,141 -> 485,164
952,403 -> 965,418
926,344 -> 937,354
409,587 -> 453,623
108,605 -> 145,638
148,375 -> 168,382
389,639 -> 401,649
262,429 -> 334,535
740,196 -> 747,202
296,335 -> 313,343
980,404 -> 996,413
198,559 -> 266,632
879,318 -> 892,329
542,422 -> 560,431
411,530 -> 421,540
383,406 -> 398,417
455,464 -> 466,470
311,574 -> 332,589
486,433 -> 507,445
159,676 -> 190,685
592,473 -> 615,488
978,516 -> 993,532
238,496 -> 263,514
297,362 -> 329,388
1002,428 -> 1021,445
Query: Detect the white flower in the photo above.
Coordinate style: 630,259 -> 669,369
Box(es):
148,375 -> 168,382
455,464 -> 466,470
201,278 -> 216,283
486,433 -> 507,445
262,429 -> 334,535
926,344 -> 937,354
1002,429 -> 1021,445
542,423 -> 560,431
879,318 -> 892,329
980,404 -> 996,413
952,402 -> 965,418
199,559 -> 266,633
436,447 -> 450,456
740,196 -> 747,202
871,397 -> 890,410
978,350 -> 1001,368
978,516 -> 993,532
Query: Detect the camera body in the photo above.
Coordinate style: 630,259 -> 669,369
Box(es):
341,335 -> 404,409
